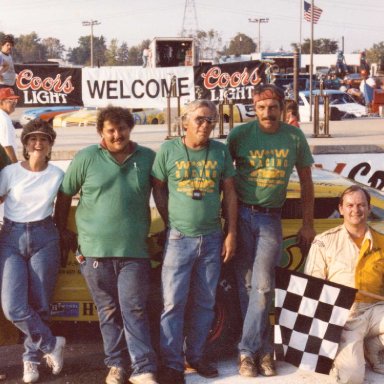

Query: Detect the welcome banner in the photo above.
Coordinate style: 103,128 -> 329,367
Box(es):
82,66 -> 195,109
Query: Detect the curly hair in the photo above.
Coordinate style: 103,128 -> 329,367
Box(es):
96,106 -> 135,134
1,34 -> 15,47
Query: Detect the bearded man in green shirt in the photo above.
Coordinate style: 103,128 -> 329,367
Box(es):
55,106 -> 158,384
227,84 -> 315,378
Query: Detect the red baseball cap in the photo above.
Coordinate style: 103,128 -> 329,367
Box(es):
0,87 -> 19,100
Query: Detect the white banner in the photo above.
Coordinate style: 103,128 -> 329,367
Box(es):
81,66 -> 195,109
313,154 -> 384,191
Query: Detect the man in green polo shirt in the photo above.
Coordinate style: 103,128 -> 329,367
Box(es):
227,84 -> 315,378
152,99 -> 237,384
54,106 -> 158,384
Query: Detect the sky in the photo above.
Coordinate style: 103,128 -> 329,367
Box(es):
1,0 -> 383,54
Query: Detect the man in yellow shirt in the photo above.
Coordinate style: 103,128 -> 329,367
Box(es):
305,185 -> 384,384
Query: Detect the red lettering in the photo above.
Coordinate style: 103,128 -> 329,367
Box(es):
201,66 -> 262,90
16,69 -> 74,94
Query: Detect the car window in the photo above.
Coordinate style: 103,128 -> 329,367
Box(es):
329,94 -> 344,105
282,198 -> 339,219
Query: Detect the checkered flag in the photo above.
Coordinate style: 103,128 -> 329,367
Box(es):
274,266 -> 357,374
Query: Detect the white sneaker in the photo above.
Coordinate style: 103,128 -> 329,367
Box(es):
23,362 -> 39,383
105,366 -> 126,384
130,372 -> 159,384
44,336 -> 66,375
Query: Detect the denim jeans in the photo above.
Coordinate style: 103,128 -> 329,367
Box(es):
0,216 -> 60,363
160,228 -> 223,372
234,206 -> 283,357
80,257 -> 156,374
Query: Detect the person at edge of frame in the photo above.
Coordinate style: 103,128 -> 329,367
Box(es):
0,119 -> 66,383
305,185 -> 384,384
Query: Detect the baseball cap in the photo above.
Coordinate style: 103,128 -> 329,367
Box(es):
21,118 -> 56,144
0,88 -> 19,100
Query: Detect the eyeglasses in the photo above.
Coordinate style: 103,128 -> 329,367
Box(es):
3,99 -> 18,104
194,116 -> 217,126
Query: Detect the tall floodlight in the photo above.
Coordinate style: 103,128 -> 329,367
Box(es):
82,20 -> 101,67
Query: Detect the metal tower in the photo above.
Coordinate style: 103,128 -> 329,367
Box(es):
181,0 -> 199,37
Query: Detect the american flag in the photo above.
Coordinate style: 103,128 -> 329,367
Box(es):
304,1 -> 323,24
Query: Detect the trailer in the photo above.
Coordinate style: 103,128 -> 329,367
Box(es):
147,37 -> 198,68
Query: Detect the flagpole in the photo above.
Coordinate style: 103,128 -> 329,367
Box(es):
309,0 -> 314,122
299,0 -> 302,53
359,290 -> 384,302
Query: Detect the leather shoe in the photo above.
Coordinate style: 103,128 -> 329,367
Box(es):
158,367 -> 185,384
258,353 -> 276,377
187,360 -> 218,378
238,355 -> 257,377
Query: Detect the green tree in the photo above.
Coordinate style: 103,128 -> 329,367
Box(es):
13,32 -> 46,62
295,38 -> 338,54
42,37 -> 65,59
195,29 -> 222,60
127,46 -> 141,65
68,35 -> 107,66
366,41 -> 384,64
105,38 -> 119,65
223,33 -> 256,56
117,42 -> 129,65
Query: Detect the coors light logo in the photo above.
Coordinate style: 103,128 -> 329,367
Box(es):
200,66 -> 262,101
16,69 -> 75,104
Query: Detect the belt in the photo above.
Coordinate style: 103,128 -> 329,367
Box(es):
239,201 -> 282,214
3,216 -> 53,226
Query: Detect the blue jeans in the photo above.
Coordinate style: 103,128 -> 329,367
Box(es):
80,257 -> 156,374
0,216 -> 60,363
160,228 -> 223,371
234,206 -> 283,357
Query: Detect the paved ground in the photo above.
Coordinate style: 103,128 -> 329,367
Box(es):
2,111 -> 384,383
0,329 -> 380,384
11,115 -> 384,161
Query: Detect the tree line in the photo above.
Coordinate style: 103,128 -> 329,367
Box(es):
1,30 -> 383,67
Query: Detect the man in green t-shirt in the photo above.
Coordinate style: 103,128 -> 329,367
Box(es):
54,106 -> 158,384
152,100 -> 237,384
227,84 -> 315,378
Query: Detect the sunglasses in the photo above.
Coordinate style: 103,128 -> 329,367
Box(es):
194,116 -> 217,125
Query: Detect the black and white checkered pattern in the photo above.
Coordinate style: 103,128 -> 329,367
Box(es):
274,266 -> 357,374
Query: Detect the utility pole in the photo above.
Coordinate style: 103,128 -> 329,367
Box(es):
82,20 -> 101,67
248,18 -> 269,53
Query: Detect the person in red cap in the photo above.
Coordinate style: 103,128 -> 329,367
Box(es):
0,34 -> 16,89
0,87 -> 19,162
227,83 -> 315,378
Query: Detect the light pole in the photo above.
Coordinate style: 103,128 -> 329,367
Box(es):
82,20 -> 101,67
248,18 -> 269,53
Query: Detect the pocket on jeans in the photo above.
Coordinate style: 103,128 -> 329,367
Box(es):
168,228 -> 184,240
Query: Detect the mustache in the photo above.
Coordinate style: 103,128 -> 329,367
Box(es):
261,117 -> 277,121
